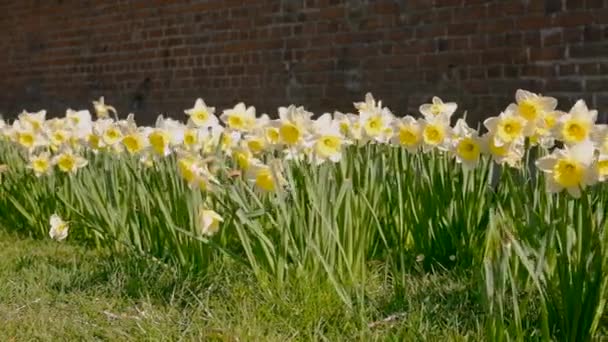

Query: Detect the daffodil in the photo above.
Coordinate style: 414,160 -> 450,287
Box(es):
93,96 -> 117,119
557,99 -> 598,145
53,150 -> 88,174
421,115 -> 451,152
484,105 -> 531,147
482,132 -> 524,168
246,161 -> 284,192
197,207 -> 223,237
276,105 -> 313,146
536,140 -> 598,197
391,116 -> 422,152
27,152 -> 52,177
220,103 -> 256,132
49,214 -> 69,241
18,110 -> 46,132
148,129 -> 172,156
310,113 -> 344,164
513,89 -> 557,123
451,119 -> 484,169
419,96 -> 457,121
122,131 -> 148,155
185,98 -> 219,128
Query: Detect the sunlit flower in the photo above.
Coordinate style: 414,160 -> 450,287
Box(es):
557,100 -> 598,145
93,96 -> 117,119
513,89 -> 557,123
391,116 -> 422,152
122,130 -> 148,155
484,105 -> 531,147
148,129 -> 172,156
277,105 -> 313,146
483,132 -> 524,168
419,96 -> 457,121
49,213 -> 69,241
246,161 -> 284,192
311,113 -> 344,164
18,110 -> 46,132
536,140 -> 598,197
421,115 -> 451,152
53,150 -> 88,174
27,152 -> 52,177
185,98 -> 219,128
451,119 -> 484,169
220,103 -> 256,132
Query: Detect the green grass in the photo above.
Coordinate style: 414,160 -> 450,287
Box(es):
0,230 -> 484,341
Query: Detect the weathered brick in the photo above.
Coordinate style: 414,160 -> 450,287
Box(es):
1,0 -> 607,125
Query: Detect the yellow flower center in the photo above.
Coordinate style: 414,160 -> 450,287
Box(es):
398,126 -> 420,146
544,112 -> 558,129
280,123 -> 301,145
52,131 -> 67,145
423,124 -> 444,145
255,168 -> 275,192
184,130 -> 197,146
339,121 -> 350,135
247,138 -> 265,154
562,120 -> 588,144
57,154 -> 76,173
149,131 -> 169,155
87,134 -> 101,149
456,137 -> 481,161
233,151 -> 250,170
103,127 -> 122,145
191,110 -> 209,125
554,159 -> 583,188
228,115 -> 245,130
18,132 -> 34,148
364,116 -> 383,136
497,117 -> 523,143
122,134 -> 143,154
177,158 -> 197,184
32,158 -> 50,174
315,135 -> 342,157
430,104 -> 442,115
266,127 -> 280,144
518,100 -> 539,121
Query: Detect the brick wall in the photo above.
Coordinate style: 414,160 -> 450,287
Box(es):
1,0 -> 608,125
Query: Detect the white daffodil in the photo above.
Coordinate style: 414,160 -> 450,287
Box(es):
421,115 -> 451,152
451,119 -> 484,170
513,89 -> 557,124
52,150 -> 88,174
419,96 -> 457,121
93,96 -> 117,119
391,116 -> 423,153
484,104 -> 532,147
220,102 -> 256,132
185,98 -> 219,128
557,99 -> 598,146
197,207 -> 223,237
27,152 -> 52,177
310,113 -> 344,164
49,214 -> 69,241
535,140 -> 598,198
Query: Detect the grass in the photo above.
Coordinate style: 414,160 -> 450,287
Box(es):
0,229 -> 485,341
